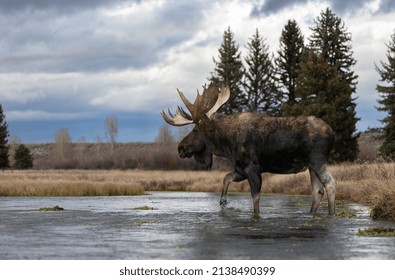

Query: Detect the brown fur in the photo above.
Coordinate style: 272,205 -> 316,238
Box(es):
179,112 -> 336,215
162,84 -> 336,215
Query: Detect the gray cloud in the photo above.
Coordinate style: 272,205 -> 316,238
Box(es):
378,0 -> 395,13
251,0 -> 394,16
0,0 -> 132,13
0,0 -> 204,73
330,0 -> 375,15
251,0 -> 308,16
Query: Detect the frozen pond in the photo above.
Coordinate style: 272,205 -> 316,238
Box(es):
1,192 -> 395,259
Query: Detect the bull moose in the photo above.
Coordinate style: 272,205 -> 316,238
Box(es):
161,83 -> 336,215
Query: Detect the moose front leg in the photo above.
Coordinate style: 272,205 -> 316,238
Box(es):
220,171 -> 245,207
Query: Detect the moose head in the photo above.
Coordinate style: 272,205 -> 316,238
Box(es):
161,83 -> 230,169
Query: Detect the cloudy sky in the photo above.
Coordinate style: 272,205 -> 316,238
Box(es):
1,0 -> 394,143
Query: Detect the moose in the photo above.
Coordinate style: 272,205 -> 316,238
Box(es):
161,83 -> 336,215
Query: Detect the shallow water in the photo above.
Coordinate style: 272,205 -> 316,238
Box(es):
0,192 -> 394,259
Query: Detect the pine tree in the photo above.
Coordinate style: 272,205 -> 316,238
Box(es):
14,144 -> 34,169
0,104 -> 10,170
310,8 -> 357,81
294,50 -> 330,116
275,19 -> 304,115
243,29 -> 281,115
375,29 -> 395,159
296,50 -> 358,161
210,26 -> 245,114
307,8 -> 359,162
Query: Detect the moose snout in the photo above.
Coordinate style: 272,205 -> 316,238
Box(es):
179,150 -> 187,158
178,145 -> 193,158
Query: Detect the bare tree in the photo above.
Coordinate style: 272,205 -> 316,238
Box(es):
55,128 -> 72,160
155,125 -> 175,144
96,135 -> 103,158
76,136 -> 86,163
9,134 -> 22,146
105,115 -> 118,151
8,134 -> 22,167
177,126 -> 191,141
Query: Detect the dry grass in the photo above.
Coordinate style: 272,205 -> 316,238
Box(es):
0,170 -> 145,196
1,162 -> 395,220
0,170 -> 232,196
331,162 -> 395,221
265,162 -> 395,221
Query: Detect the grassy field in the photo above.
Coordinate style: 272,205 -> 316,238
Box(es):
1,162 -> 394,220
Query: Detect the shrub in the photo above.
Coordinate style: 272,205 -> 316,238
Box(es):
14,144 -> 34,169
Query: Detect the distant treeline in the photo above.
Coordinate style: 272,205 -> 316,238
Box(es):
15,142 -> 228,170
6,132 -> 382,170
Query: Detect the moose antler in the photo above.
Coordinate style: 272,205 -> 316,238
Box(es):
161,83 -> 230,126
207,84 -> 230,118
160,108 -> 194,126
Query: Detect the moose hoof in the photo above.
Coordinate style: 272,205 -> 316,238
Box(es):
220,198 -> 228,207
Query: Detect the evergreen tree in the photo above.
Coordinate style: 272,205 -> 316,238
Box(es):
307,8 -> 359,162
275,19 -> 304,115
296,50 -> 358,161
210,26 -> 245,114
310,8 -> 357,81
294,50 -> 328,116
14,144 -> 34,169
0,104 -> 10,170
243,29 -> 280,115
375,29 -> 395,159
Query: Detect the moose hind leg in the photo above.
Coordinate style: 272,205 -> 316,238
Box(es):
313,165 -> 336,216
220,171 -> 245,207
247,172 -> 262,214
309,168 -> 324,214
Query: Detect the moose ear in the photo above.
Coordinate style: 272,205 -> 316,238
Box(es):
206,85 -> 230,118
